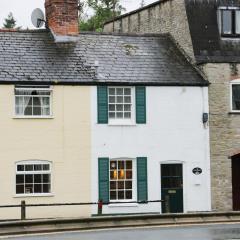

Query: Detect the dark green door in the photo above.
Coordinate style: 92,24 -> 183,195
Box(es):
161,164 -> 183,213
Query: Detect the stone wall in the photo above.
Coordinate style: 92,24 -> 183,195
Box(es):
104,0 -> 195,60
203,63 -> 240,211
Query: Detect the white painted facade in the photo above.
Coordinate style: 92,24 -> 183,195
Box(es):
91,86 -> 211,215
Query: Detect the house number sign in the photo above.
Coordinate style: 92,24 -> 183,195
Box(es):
192,167 -> 202,175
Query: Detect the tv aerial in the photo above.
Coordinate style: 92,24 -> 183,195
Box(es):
31,8 -> 45,28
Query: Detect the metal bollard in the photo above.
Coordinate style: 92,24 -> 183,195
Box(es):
21,200 -> 26,220
165,195 -> 170,213
98,200 -> 103,215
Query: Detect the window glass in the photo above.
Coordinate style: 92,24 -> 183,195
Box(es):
222,10 -> 232,34
236,10 -> 240,34
109,159 -> 133,201
232,84 -> 240,110
16,162 -> 51,195
15,86 -> 51,117
108,87 -> 132,120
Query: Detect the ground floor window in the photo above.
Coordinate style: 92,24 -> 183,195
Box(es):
109,159 -> 134,201
16,161 -> 51,195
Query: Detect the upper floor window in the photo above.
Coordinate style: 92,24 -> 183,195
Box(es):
16,161 -> 51,195
15,86 -> 52,117
231,81 -> 240,112
108,87 -> 133,123
97,86 -> 146,125
219,8 -> 240,37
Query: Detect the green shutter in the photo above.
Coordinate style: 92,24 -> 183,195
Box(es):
98,158 -> 109,203
136,86 -> 146,124
137,157 -> 148,202
97,86 -> 108,124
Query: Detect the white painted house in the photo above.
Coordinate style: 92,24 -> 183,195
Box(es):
90,34 -> 211,215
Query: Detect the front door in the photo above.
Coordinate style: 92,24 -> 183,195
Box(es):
232,155 -> 240,210
161,164 -> 183,213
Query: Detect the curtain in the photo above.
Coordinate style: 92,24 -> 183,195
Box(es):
23,96 -> 32,115
236,11 -> 240,34
222,10 -> 232,34
15,96 -> 31,115
15,97 -> 24,115
40,97 -> 50,115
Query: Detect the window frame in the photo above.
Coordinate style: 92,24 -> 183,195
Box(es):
15,160 -> 52,197
108,86 -> 135,125
109,158 -> 136,203
219,7 -> 240,38
14,85 -> 53,119
230,79 -> 240,113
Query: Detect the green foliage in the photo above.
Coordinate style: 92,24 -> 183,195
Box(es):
3,12 -> 16,29
79,0 -> 125,32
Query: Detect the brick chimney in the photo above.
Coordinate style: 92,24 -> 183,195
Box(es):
45,0 -> 79,37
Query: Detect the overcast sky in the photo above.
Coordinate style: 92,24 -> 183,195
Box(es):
0,0 -> 156,29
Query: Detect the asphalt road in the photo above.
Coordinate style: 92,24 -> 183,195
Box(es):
4,224 -> 240,240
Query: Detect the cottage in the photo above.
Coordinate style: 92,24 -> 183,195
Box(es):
104,0 -> 240,212
0,0 -> 211,219
90,34 -> 211,214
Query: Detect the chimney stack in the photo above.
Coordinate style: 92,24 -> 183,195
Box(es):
45,0 -> 79,37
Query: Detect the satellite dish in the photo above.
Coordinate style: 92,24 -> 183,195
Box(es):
31,8 -> 45,28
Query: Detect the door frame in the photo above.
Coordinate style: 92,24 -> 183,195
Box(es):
160,160 -> 185,213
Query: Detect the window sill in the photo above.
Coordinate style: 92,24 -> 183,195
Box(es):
228,111 -> 240,114
14,193 -> 54,198
221,34 -> 240,39
108,121 -> 136,126
13,116 -> 54,119
108,203 -> 138,207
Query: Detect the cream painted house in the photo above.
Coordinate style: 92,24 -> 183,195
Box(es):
0,85 -> 91,219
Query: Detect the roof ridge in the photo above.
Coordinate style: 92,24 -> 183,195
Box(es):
80,31 -> 170,38
0,29 -> 48,33
0,29 -> 170,38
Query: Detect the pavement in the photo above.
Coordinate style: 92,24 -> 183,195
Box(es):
0,211 -> 240,237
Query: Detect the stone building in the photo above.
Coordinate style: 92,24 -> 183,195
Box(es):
104,0 -> 240,211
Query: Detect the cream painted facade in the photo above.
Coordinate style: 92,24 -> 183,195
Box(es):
0,85 -> 91,220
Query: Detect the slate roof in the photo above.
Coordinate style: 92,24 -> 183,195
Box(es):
185,0 -> 240,64
0,30 -> 207,86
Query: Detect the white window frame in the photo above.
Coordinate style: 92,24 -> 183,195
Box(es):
15,160 -> 52,197
14,86 -> 53,119
230,79 -> 240,113
109,158 -> 136,203
108,86 -> 135,125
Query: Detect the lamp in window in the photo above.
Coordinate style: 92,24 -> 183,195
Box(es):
111,162 -> 116,169
113,170 -> 117,179
119,169 -> 125,179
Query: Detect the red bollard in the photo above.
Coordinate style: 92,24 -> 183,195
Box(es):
98,200 -> 103,215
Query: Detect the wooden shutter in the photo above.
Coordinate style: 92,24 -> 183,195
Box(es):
98,158 -> 109,203
136,86 -> 146,124
97,86 -> 108,124
137,157 -> 148,202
